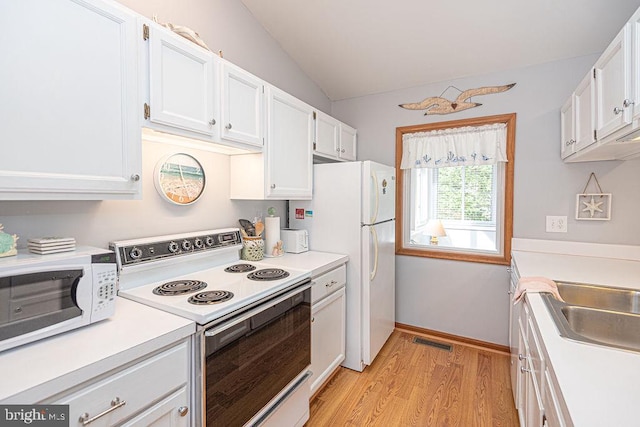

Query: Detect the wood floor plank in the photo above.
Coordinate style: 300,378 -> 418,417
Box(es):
306,330 -> 519,427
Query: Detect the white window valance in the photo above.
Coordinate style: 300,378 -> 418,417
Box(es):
400,123 -> 508,169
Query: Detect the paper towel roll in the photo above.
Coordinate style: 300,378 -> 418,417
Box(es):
264,216 -> 282,257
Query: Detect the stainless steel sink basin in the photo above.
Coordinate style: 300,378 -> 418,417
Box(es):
556,281 -> 640,314
542,282 -> 640,353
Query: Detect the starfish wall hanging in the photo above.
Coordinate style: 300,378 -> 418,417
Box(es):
399,83 -> 516,115
575,173 -> 611,221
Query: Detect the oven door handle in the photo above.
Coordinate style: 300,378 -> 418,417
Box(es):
204,281 -> 312,337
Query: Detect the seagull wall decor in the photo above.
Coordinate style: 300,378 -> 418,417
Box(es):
399,83 -> 516,115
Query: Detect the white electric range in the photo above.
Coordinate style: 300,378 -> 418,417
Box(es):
111,228 -> 313,427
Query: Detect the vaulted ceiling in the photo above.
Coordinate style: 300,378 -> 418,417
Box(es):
241,0 -> 640,100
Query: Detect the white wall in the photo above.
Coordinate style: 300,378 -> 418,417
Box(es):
0,0 -> 329,250
332,55 -> 640,345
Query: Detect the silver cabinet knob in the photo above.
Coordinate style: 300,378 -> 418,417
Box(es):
130,174 -> 140,182
178,406 -> 189,417
520,366 -> 531,373
336,147 -> 341,152
270,184 -> 276,189
226,123 -> 232,129
341,148 -> 345,153
624,99 -> 635,108
518,354 -> 526,361
614,107 -> 623,115
209,118 -> 216,126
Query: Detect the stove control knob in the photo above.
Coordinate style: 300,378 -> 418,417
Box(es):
194,238 -> 204,249
129,247 -> 142,260
181,240 -> 192,251
205,236 -> 215,247
168,241 -> 180,253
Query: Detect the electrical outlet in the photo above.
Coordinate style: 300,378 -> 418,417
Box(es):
546,216 -> 567,233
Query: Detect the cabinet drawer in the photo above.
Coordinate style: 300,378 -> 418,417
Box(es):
543,368 -> 566,427
311,265 -> 346,304
54,340 -> 189,427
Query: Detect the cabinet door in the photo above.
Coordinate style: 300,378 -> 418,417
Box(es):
594,24 -> 632,140
574,70 -> 596,151
121,387 -> 190,427
631,8 -> 640,122
339,123 -> 357,161
0,0 -> 141,200
560,95 -> 575,159
147,22 -> 218,137
310,287 -> 346,395
266,86 -> 313,199
314,111 -> 340,157
221,63 -> 264,147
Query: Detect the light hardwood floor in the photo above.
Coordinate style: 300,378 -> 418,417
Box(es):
306,330 -> 519,426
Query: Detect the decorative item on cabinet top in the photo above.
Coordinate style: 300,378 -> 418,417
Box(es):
576,172 -> 611,221
152,15 -> 212,52
154,153 -> 205,205
399,83 -> 516,115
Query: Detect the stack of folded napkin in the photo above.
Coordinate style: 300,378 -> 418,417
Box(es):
513,276 -> 564,304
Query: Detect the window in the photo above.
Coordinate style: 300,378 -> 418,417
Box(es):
396,113 -> 515,265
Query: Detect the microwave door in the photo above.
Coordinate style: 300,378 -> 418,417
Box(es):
0,269 -> 84,342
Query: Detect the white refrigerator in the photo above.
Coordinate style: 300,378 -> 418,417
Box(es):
289,160 -> 395,372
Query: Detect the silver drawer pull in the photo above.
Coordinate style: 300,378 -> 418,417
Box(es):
325,280 -> 337,288
79,397 -> 126,425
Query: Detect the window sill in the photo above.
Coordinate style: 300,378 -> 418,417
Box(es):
396,245 -> 510,265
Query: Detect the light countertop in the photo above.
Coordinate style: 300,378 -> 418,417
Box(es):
0,297 -> 195,403
512,239 -> 640,427
258,250 -> 349,277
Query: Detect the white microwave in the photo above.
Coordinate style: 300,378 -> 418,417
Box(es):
0,248 -> 117,353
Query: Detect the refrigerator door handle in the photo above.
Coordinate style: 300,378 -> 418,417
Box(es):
370,226 -> 379,281
370,169 -> 379,224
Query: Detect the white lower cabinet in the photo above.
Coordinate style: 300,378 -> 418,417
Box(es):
50,340 -> 191,427
512,299 -> 571,427
309,265 -> 347,396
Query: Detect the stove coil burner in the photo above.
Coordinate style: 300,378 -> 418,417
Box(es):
153,280 -> 207,296
224,263 -> 257,273
188,290 -> 234,305
247,268 -> 290,281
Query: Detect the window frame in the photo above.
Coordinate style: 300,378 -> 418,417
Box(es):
395,113 -> 516,265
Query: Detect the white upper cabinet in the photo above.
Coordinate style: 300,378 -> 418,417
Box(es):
229,85 -> 313,200
0,0 -> 141,200
560,95 -> 575,159
266,86 -> 314,199
594,24 -> 632,140
562,6 -> 640,162
144,20 -> 219,139
314,111 -> 341,158
339,123 -> 357,161
221,62 -> 264,148
313,110 -> 357,162
574,71 -> 596,152
631,9 -> 640,122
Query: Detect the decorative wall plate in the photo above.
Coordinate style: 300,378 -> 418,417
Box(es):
575,193 -> 611,221
154,153 -> 205,205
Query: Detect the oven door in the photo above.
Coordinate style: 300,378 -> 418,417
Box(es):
203,281 -> 311,427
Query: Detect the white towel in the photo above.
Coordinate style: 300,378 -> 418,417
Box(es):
513,276 -> 564,304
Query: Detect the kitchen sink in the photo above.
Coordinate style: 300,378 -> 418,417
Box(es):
541,282 -> 640,353
555,281 -> 640,314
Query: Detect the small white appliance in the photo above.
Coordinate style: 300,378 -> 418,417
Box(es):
0,248 -> 117,352
289,160 -> 395,372
281,229 -> 309,253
